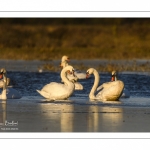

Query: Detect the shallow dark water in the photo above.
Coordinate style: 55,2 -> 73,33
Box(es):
6,71 -> 150,97
3,71 -> 150,107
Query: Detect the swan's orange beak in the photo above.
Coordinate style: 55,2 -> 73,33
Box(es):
67,70 -> 71,74
111,75 -> 115,81
0,74 -> 3,79
67,70 -> 75,77
86,72 -> 89,79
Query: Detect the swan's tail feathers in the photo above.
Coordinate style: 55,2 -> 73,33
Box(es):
36,90 -> 50,99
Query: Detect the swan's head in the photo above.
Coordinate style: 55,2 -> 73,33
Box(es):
112,71 -> 117,76
62,55 -> 70,62
86,68 -> 95,78
111,70 -> 117,81
0,68 -> 6,79
64,65 -> 75,76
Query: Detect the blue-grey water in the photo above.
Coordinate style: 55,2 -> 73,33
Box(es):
1,60 -> 150,133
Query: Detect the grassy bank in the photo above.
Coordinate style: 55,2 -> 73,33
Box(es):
1,18 -> 150,60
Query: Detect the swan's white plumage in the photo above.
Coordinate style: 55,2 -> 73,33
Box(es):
60,60 -> 84,90
37,65 -> 75,100
87,68 -> 124,101
0,78 -> 10,88
0,68 -> 22,99
70,78 -> 83,90
60,55 -> 89,79
111,70 -> 130,98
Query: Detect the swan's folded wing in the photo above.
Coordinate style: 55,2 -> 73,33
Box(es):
97,82 -> 113,92
97,85 -> 103,92
41,82 -> 67,93
97,81 -> 124,101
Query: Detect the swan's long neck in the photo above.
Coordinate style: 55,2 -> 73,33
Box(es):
89,69 -> 100,100
1,73 -> 7,100
62,61 -> 69,68
115,75 -> 117,81
61,68 -> 73,87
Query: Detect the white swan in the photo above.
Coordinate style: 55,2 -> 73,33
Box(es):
60,61 -> 84,90
111,71 -> 130,98
0,68 -> 22,99
61,55 -> 70,63
86,68 -> 124,101
37,65 -> 75,100
60,56 -> 88,79
70,77 -> 83,90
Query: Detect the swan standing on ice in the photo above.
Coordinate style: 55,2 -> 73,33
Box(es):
37,65 -> 75,100
0,68 -> 22,99
61,55 -> 88,79
86,68 -> 124,101
111,71 -> 130,98
60,61 -> 83,90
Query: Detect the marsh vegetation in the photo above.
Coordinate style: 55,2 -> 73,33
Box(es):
1,18 -> 150,71
0,18 -> 150,60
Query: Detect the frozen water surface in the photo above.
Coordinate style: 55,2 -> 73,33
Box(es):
1,60 -> 150,132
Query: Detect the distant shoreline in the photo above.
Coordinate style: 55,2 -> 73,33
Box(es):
1,59 -> 150,72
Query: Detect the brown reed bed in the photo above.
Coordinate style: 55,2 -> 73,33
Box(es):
1,19 -> 150,60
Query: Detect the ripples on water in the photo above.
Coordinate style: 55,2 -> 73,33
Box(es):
2,71 -> 150,107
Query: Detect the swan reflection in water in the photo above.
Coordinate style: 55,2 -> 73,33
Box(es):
60,104 -> 74,132
0,101 -> 7,126
40,101 -> 123,132
88,105 -> 123,132
40,102 -> 74,132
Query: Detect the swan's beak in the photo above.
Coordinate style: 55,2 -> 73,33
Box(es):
86,72 -> 90,79
67,70 -> 72,74
67,57 -> 70,62
111,75 -> 115,81
0,73 -> 3,79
